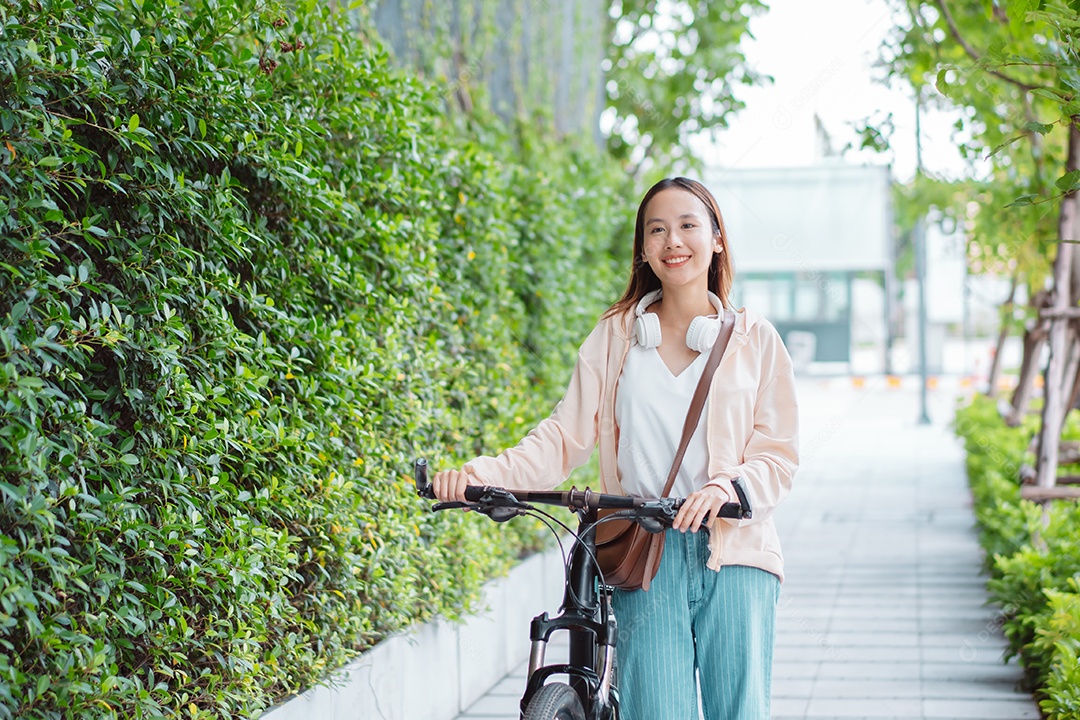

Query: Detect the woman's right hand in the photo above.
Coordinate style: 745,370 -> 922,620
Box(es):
432,469 -> 472,502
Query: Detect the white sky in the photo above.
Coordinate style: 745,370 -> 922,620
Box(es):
693,0 -> 985,182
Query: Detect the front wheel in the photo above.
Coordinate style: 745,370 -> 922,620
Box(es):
522,682 -> 586,720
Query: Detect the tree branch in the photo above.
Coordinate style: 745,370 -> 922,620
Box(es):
1023,94 -> 1049,194
935,0 -> 1045,92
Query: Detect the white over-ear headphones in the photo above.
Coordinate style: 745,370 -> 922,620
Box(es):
634,289 -> 724,352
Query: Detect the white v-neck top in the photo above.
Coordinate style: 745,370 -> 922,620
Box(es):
614,343 -> 710,499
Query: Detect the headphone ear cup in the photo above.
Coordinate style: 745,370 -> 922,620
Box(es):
635,313 -> 662,349
686,316 -> 720,353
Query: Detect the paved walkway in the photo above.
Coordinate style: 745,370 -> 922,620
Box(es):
454,376 -> 1040,719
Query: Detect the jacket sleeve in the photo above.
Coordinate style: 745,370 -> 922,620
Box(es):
708,326 -> 799,526
461,322 -> 607,491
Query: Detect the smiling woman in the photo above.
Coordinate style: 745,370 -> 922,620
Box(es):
433,176 -> 799,720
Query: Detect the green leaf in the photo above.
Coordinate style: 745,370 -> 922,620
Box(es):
1057,170 -> 1080,192
988,133 -> 1027,157
936,68 -> 951,91
199,118 -> 207,139
1005,193 -> 1039,207
129,114 -> 140,132
1007,0 -> 1040,20
37,156 -> 62,167
1025,121 -> 1055,135
120,454 -> 140,466
1031,88 -> 1070,103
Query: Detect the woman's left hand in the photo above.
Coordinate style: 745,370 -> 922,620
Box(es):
672,484 -> 732,533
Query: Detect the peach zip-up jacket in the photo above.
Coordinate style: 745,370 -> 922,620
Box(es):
464,306 -> 799,583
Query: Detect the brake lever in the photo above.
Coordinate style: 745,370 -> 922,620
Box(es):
631,499 -> 677,534
471,488 -> 530,522
478,506 -> 528,522
432,501 -> 473,512
434,488 -> 529,520
637,516 -> 666,534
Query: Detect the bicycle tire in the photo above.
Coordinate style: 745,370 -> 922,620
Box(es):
522,682 -> 587,720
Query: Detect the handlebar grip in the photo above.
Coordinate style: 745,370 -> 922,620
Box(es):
414,459 -> 487,503
414,458 -> 434,499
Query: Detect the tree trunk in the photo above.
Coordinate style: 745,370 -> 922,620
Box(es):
1036,120 -> 1080,489
1007,300 -> 1050,426
1059,322 -> 1080,432
987,272 -> 1019,398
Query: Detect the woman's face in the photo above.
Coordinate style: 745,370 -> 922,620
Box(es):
641,188 -> 720,292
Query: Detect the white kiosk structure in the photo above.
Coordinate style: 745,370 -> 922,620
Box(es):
705,163 -> 895,373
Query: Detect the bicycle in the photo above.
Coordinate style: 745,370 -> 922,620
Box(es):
412,458 -> 752,720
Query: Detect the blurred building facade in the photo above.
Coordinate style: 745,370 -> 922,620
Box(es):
704,163 -> 895,372
370,0 -> 606,142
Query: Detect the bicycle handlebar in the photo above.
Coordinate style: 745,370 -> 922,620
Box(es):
412,458 -> 752,522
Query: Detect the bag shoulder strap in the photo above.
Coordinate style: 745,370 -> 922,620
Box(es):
660,309 -> 735,498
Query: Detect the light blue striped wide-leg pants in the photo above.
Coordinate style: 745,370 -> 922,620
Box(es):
612,528 -> 780,720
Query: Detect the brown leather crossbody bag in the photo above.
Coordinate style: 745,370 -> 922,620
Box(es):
593,310 -> 735,592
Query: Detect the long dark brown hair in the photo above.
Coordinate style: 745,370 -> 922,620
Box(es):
603,177 -> 734,320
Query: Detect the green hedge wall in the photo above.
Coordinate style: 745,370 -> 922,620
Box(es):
0,1 -> 631,717
954,396 -> 1080,719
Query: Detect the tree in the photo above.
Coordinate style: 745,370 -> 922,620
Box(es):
604,0 -> 767,176
878,0 -> 1080,494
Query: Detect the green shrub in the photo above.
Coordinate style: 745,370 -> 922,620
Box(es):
991,520 -> 1080,684
954,394 -> 1080,713
1036,582 -> 1080,719
0,1 -> 630,717
953,395 -> 1037,566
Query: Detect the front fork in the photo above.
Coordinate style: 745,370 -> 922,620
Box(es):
595,588 -> 618,709
525,585 -> 618,720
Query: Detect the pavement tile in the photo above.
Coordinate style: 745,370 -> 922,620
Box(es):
790,646 -> 922,663
805,697 -> 922,716
922,698 -> 1042,718
774,661 -> 822,679
810,679 -> 923,698
825,618 -> 918,633
918,617 -> 1004,634
814,662 -> 923,680
920,661 -> 1028,682
772,678 -> 816,697
920,645 -> 1009,664
918,631 -> 1007,648
827,606 -> 920,619
920,678 -> 1030,700
814,632 -> 920,648
458,692 -> 521,717
484,677 -> 523,697
771,697 -> 810,716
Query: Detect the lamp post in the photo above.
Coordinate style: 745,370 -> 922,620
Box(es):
915,89 -> 931,425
